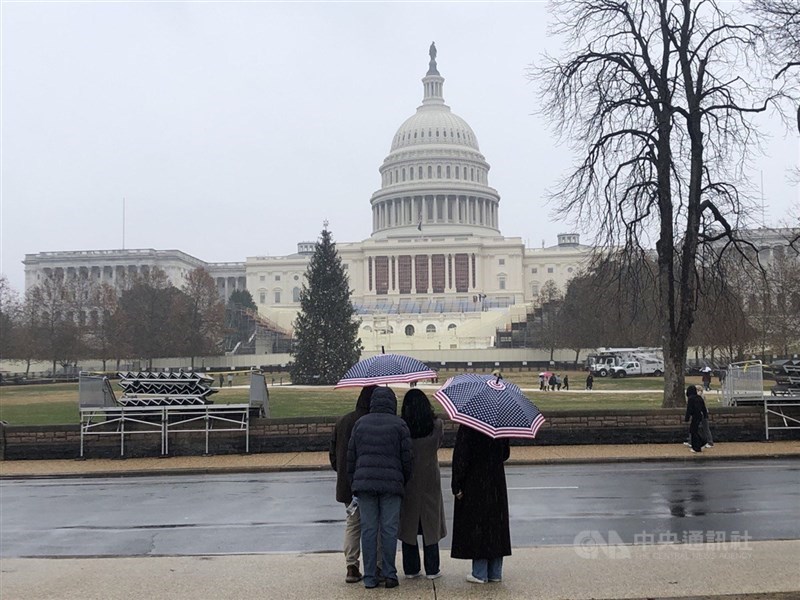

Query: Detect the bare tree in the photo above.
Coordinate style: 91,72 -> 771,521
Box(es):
179,267 -> 225,369
534,0 -> 780,406
531,280 -> 564,362
0,276 -> 21,378
751,0 -> 800,133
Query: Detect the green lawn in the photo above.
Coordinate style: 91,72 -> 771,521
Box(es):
0,378 -> 680,426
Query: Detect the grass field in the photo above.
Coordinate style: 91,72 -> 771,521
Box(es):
0,368 -> 728,426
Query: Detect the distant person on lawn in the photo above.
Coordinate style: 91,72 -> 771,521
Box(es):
685,385 -> 709,453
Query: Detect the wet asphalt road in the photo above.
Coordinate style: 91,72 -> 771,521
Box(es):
1,459 -> 798,558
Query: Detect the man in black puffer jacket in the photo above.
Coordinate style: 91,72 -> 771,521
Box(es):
347,387 -> 413,589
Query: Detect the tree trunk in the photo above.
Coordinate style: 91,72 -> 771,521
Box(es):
663,349 -> 686,408
102,358 -> 107,371
574,348 -> 581,365
25,358 -> 31,376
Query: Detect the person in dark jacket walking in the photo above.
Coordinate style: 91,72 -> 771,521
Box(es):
398,389 -> 446,580
586,373 -> 594,390
450,425 -> 511,584
563,374 -> 569,391
329,385 -> 376,583
347,387 -> 413,589
685,385 -> 709,453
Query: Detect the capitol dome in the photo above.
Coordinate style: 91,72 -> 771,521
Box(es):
370,44 -> 500,239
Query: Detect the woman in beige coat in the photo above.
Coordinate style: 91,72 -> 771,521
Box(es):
398,389 -> 447,579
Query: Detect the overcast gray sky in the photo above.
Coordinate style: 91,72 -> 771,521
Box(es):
2,1 -> 798,292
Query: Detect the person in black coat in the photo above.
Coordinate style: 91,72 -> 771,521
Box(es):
450,425 -> 511,584
347,387 -> 413,589
685,385 -> 709,453
329,385 -> 375,583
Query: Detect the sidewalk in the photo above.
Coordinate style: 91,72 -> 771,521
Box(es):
1,441 -> 798,479
2,541 -> 799,599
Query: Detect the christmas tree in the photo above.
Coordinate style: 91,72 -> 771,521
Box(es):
290,224 -> 362,384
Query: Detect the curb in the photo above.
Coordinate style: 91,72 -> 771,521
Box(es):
2,452 -> 799,481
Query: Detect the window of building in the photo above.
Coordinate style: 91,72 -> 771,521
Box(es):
409,168 -> 414,181
292,287 -> 300,302
428,166 -> 433,178
532,284 -> 539,295
259,292 -> 266,304
260,275 -> 265,282
294,275 -> 299,281
426,324 -> 436,334
274,291 -> 281,304
499,277 -> 506,290
405,324 -> 415,336
568,267 -> 574,273
455,166 -> 460,179
547,267 -> 554,273
437,165 -> 442,178
418,166 -> 423,179
402,168 -> 406,181
363,325 -> 372,332
275,275 -> 281,281
499,258 -> 505,265
531,268 -> 538,274
446,166 -> 451,178
448,323 -> 457,331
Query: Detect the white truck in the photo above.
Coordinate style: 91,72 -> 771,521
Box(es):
588,347 -> 664,377
609,360 -> 664,378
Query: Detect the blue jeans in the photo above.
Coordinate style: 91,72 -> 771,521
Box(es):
358,492 -> 401,587
402,541 -> 440,576
472,557 -> 503,582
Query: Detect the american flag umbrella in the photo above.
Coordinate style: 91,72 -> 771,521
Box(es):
434,373 -> 546,439
335,354 -> 437,388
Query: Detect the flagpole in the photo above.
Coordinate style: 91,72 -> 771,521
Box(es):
122,197 -> 126,250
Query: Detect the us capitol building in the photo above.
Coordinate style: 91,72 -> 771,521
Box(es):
23,45 -> 600,353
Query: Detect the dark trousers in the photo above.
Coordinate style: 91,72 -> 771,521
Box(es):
401,541 -> 440,577
689,418 -> 704,451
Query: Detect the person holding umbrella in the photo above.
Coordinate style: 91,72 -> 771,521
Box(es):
451,424 -> 511,584
398,389 -> 447,580
436,373 -> 545,585
329,385 -> 376,584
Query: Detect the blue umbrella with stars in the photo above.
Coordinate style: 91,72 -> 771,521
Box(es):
335,354 -> 437,388
434,372 -> 545,439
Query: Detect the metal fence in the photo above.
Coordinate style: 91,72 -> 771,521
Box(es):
722,360 -> 764,407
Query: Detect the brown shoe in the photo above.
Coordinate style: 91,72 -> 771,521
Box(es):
346,565 -> 362,583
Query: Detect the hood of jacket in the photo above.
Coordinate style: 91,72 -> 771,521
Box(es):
355,385 -> 377,414
370,387 -> 397,415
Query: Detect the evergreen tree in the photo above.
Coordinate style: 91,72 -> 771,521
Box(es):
290,225 -> 362,384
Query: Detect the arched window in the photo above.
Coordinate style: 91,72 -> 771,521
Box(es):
428,166 -> 433,178
447,323 -> 457,331
418,166 -> 423,179
437,165 -> 442,178
426,324 -> 437,334
409,168 -> 414,181
402,168 -> 406,182
446,166 -> 451,178
405,324 -> 415,336
363,325 -> 372,332
292,287 -> 300,302
455,166 -> 460,179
